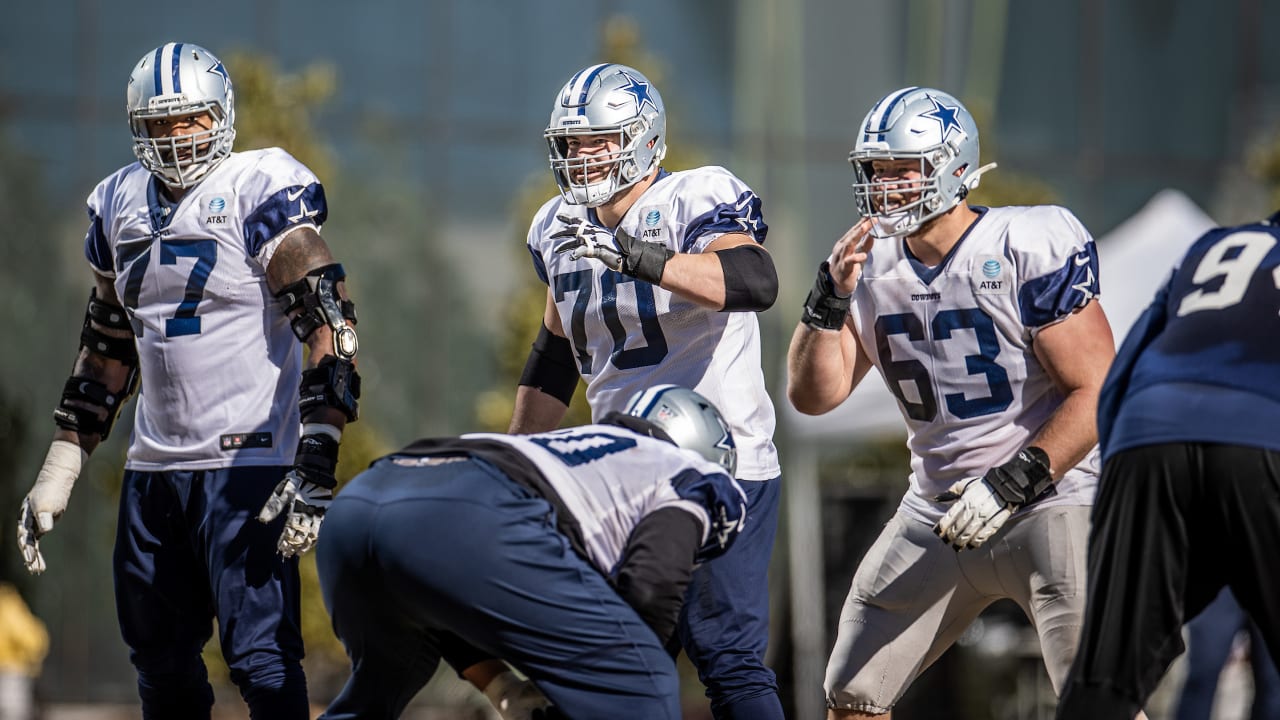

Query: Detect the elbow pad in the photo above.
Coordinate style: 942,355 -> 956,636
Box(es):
517,323 -> 579,406
275,263 -> 359,360
716,244 -> 778,312
53,289 -> 140,439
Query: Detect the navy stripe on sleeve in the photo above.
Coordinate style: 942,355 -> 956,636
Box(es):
1018,241 -> 1100,327
242,183 -> 328,258
528,245 -> 549,286
680,191 -> 768,253
84,209 -> 113,273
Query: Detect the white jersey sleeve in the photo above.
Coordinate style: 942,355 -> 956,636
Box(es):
847,205 -> 1101,523
463,426 -> 747,575
525,167 -> 779,480
82,149 -> 326,470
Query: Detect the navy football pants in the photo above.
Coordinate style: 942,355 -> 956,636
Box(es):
114,466 -> 307,720
317,457 -> 682,719
677,476 -> 784,720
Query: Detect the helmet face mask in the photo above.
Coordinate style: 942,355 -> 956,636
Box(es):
545,64 -> 667,207
849,87 -> 994,238
127,43 -> 236,189
622,385 -> 737,477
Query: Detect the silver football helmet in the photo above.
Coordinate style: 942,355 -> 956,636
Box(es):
545,63 -> 667,207
127,43 -> 236,189
849,87 -> 996,238
623,385 -> 736,477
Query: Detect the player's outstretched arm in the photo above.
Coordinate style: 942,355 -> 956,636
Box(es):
657,232 -> 778,311
19,273 -> 139,574
258,226 -> 361,558
551,214 -> 777,311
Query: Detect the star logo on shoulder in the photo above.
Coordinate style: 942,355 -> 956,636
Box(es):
616,71 -> 658,116
923,95 -> 963,141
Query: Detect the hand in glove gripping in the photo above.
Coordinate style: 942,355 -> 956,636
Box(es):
258,427 -> 339,558
17,440 -> 88,574
933,447 -> 1054,550
551,214 -> 673,284
484,670 -> 558,720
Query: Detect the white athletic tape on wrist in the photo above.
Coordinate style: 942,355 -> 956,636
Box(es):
301,422 -> 342,442
32,440 -> 88,531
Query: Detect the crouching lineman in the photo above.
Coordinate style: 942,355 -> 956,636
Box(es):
16,42 -> 359,718
316,385 -> 747,720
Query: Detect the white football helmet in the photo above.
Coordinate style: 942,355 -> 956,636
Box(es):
622,385 -> 736,477
545,63 -> 667,207
849,87 -> 996,238
127,43 -> 236,189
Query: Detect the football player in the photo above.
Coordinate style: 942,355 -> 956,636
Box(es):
1058,211 -> 1280,719
787,87 -> 1116,718
316,386 -> 747,720
502,63 -> 786,719
16,42 -> 360,718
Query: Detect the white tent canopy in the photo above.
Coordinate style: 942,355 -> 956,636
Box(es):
779,190 -> 1217,715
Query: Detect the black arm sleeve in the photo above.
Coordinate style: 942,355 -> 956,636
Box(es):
611,507 -> 703,645
716,244 -> 778,312
517,322 -> 580,405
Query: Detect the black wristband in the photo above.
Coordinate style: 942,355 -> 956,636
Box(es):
622,242 -> 675,285
983,446 -> 1054,508
294,432 -> 339,489
801,261 -> 851,330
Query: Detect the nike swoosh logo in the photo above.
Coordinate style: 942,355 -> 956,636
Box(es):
287,187 -> 307,201
1074,254 -> 1090,266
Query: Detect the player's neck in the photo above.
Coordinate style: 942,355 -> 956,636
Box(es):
158,182 -> 189,204
595,170 -> 658,229
904,204 -> 979,266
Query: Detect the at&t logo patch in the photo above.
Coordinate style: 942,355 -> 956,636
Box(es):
973,256 -> 1006,295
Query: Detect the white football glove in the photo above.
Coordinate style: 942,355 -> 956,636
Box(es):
257,470 -> 333,558
18,440 -> 88,574
551,214 -> 625,271
483,670 -> 554,720
933,477 -> 1013,551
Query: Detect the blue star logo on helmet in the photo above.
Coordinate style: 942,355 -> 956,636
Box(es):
923,95 -> 963,141
645,210 -> 662,227
616,71 -> 659,116
208,197 -> 226,213
207,60 -> 232,96
982,259 -> 1001,278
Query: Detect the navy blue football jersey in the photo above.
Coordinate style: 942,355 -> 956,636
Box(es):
1100,211 -> 1280,458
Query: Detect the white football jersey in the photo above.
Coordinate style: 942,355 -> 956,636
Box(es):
526,166 -> 780,481
83,149 -> 327,470
848,205 -> 1102,523
463,426 -> 745,576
